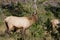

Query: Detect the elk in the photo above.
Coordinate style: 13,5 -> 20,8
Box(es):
51,19 -> 60,28
4,11 -> 38,34
50,19 -> 60,33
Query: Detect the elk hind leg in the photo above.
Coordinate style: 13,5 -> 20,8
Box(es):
5,21 -> 9,34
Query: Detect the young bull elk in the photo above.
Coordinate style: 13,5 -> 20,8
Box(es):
4,12 -> 38,35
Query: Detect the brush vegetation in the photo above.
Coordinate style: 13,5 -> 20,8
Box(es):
0,0 -> 60,40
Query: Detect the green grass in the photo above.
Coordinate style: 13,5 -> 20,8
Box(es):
0,0 -> 60,40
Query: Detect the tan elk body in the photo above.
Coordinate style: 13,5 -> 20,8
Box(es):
5,12 -> 38,34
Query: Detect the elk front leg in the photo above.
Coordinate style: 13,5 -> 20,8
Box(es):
21,28 -> 26,40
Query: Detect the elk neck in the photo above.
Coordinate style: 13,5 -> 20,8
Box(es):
28,13 -> 38,24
